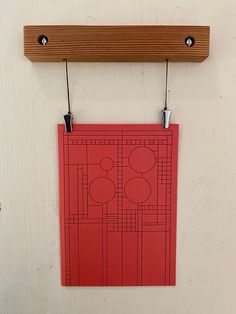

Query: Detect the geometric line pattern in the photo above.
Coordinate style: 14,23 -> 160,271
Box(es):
58,124 -> 179,286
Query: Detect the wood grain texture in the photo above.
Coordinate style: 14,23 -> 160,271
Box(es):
24,25 -> 210,62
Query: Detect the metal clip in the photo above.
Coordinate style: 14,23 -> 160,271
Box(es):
64,113 -> 73,132
161,109 -> 171,129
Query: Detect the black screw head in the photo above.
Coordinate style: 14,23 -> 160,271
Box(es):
38,35 -> 48,46
185,37 -> 195,47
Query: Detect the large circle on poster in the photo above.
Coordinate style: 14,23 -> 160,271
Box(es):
129,146 -> 156,173
125,177 -> 151,203
89,177 -> 115,204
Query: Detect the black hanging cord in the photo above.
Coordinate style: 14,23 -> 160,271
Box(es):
64,59 -> 73,132
161,59 -> 171,129
65,59 -> 71,114
164,59 -> 169,110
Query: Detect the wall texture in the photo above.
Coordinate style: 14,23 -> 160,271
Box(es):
0,1 -> 236,313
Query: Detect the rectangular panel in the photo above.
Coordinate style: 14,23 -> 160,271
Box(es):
107,232 -> 123,286
123,232 -> 138,285
58,124 -> 178,286
142,232 -> 166,285
24,25 -> 209,62
79,224 -> 103,286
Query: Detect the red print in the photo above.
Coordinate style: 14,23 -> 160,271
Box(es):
58,124 -> 178,286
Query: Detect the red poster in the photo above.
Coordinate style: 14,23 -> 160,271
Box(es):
58,124 -> 178,286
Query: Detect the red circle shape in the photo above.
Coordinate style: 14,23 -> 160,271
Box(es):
129,147 -> 156,173
100,157 -> 114,171
125,177 -> 151,204
90,177 -> 115,204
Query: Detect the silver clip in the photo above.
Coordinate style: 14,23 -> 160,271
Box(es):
161,109 -> 172,129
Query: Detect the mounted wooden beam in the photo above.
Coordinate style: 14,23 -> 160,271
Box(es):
24,25 -> 210,62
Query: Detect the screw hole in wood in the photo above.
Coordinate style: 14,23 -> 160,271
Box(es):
185,37 -> 195,47
38,35 -> 48,46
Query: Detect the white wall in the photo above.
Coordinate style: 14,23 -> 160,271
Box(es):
0,1 -> 236,313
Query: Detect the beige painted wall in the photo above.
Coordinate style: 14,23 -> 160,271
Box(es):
0,0 -> 236,313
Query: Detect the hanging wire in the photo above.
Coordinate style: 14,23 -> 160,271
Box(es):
63,59 -> 73,132
65,59 -> 71,114
164,59 -> 169,110
161,59 -> 171,129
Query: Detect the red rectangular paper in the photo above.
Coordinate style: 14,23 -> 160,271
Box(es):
58,124 -> 178,286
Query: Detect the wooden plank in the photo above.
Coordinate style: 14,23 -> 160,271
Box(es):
24,25 -> 210,62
